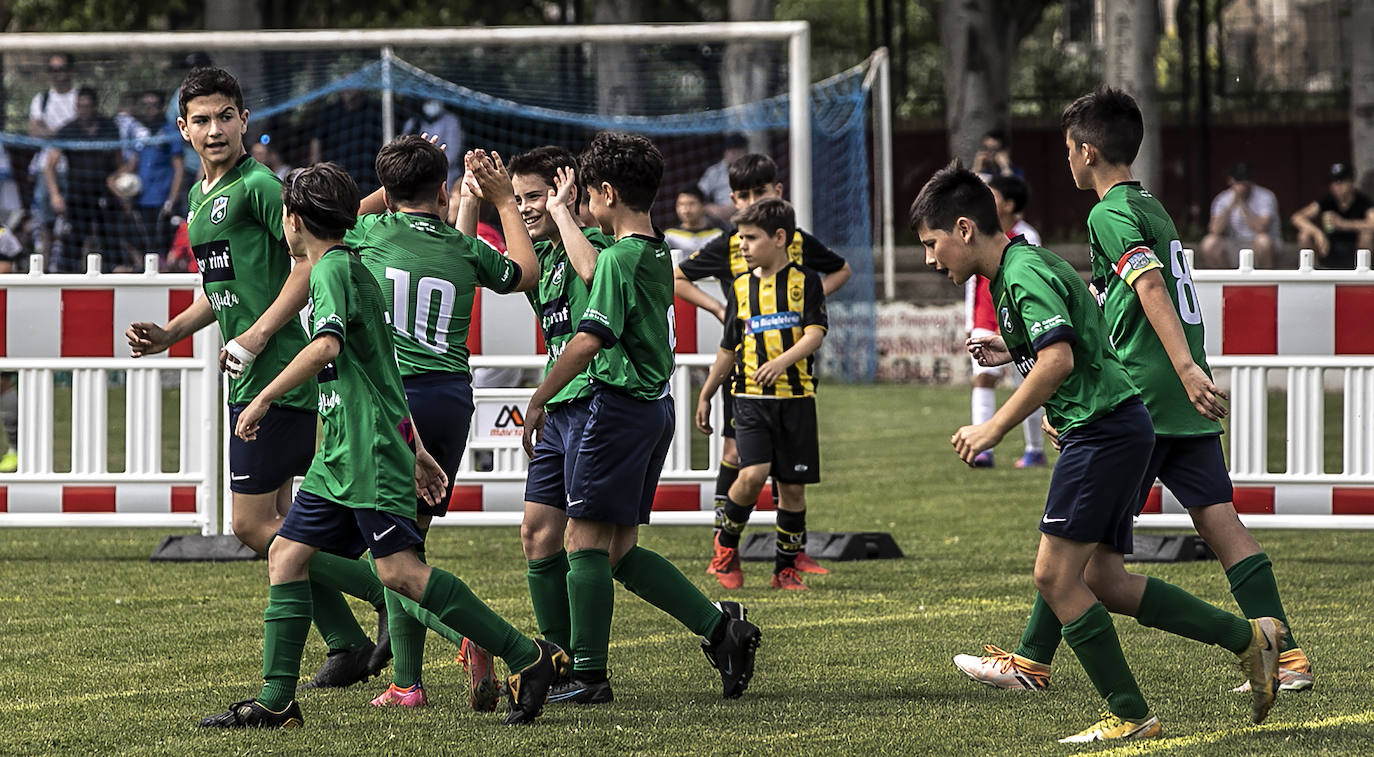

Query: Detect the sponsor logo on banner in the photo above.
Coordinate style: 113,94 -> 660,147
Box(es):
473,400 -> 527,441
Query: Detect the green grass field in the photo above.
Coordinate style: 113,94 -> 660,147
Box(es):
2,384 -> 1372,756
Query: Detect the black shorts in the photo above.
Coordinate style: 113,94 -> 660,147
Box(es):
404,372 -> 474,518
566,387 -> 674,526
733,395 -> 820,484
721,390 -> 736,440
1135,434 -> 1233,512
524,396 -> 592,508
227,403 -> 316,495
1042,398 -> 1154,554
278,489 -> 424,559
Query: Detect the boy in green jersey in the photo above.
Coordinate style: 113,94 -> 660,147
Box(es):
198,163 -> 566,729
349,136 -> 540,710
912,161 -> 1285,743
955,86 -> 1309,699
696,199 -> 829,592
126,67 -> 388,690
520,133 -> 762,702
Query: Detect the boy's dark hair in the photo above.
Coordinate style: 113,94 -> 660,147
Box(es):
727,153 -> 778,192
677,186 -> 707,203
76,87 -> 98,105
508,145 -> 577,199
732,197 -> 796,242
282,163 -> 360,241
178,67 -> 244,119
578,131 -> 662,213
374,135 -> 448,205
1060,85 -> 1143,167
988,174 -> 1030,215
908,160 -> 1001,237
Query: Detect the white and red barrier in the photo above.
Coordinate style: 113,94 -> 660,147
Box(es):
1137,248 -> 1374,529
0,254 -> 220,532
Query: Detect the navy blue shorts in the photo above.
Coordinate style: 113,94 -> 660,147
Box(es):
1041,398 -> 1154,554
227,403 -> 316,495
567,387 -> 674,526
524,396 -> 593,508
734,396 -> 820,484
278,489 -> 424,559
404,372 -> 474,518
1135,434 -> 1233,512
722,391 -> 736,440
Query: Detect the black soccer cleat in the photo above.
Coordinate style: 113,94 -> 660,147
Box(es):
298,641 -> 378,691
701,601 -> 761,699
198,699 -> 304,729
504,639 -> 570,725
546,675 -> 614,705
367,604 -> 392,677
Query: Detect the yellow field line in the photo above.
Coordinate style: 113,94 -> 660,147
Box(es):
1094,710 -> 1374,756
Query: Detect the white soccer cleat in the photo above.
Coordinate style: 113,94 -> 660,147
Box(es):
952,645 -> 1050,691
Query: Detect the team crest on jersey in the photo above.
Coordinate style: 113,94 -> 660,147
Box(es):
789,284 -> 803,302
551,261 -> 565,287
210,196 -> 229,224
1000,306 -> 1015,333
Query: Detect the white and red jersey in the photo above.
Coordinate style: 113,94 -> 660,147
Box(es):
966,221 -> 1041,332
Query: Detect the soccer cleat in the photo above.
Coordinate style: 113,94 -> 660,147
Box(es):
1235,617 -> 1288,724
708,533 -> 744,590
0,451 -> 16,473
701,601 -> 762,699
298,641 -> 378,691
792,551 -> 829,575
504,638 -> 570,725
1015,450 -> 1048,468
1232,647 -> 1313,693
972,450 -> 994,468
1057,711 -> 1161,743
198,699 -> 304,729
546,676 -> 614,704
952,645 -> 1051,691
369,682 -> 428,707
770,566 -> 808,591
367,604 -> 392,677
458,637 -> 501,712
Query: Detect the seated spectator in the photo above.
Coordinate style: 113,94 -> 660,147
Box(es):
665,186 -> 723,265
1199,162 -> 1279,268
1291,162 -> 1374,269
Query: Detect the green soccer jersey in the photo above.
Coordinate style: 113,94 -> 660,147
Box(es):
188,154 -> 314,410
299,246 -> 416,517
1087,182 -> 1222,436
577,233 -> 676,401
348,211 -> 519,378
527,227 -> 613,407
989,238 -> 1139,435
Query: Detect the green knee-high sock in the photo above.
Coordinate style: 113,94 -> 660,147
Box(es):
612,546 -> 724,638
567,548 -> 614,676
385,586 -> 427,687
1061,602 -> 1149,720
1013,592 -> 1063,665
713,460 -> 740,541
308,550 -> 386,608
309,580 -> 371,651
527,550 -> 572,650
1136,576 -> 1255,654
417,567 -> 539,672
1226,552 -> 1295,651
369,546 -> 466,651
258,580 -> 313,710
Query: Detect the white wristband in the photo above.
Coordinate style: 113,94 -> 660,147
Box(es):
223,338 -> 258,380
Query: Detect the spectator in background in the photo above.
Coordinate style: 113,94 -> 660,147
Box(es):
698,132 -> 748,224
27,53 -> 79,260
127,91 -> 184,263
250,139 -> 292,181
1199,162 -> 1279,269
309,89 -> 383,194
402,99 -> 463,190
44,87 -> 128,271
1291,162 -> 1374,269
664,186 -> 724,265
973,130 -> 1020,181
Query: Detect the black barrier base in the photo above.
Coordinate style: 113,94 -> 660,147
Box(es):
1125,534 -> 1216,563
150,534 -> 261,562
739,531 -> 904,562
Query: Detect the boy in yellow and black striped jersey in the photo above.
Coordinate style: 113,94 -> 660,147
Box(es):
695,198 -> 827,591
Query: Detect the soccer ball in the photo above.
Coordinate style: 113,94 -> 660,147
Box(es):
112,172 -> 142,199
